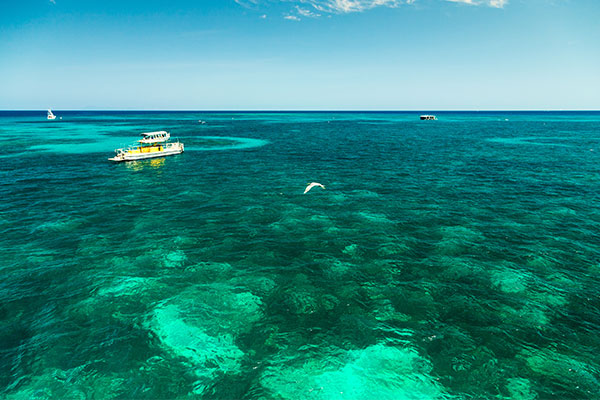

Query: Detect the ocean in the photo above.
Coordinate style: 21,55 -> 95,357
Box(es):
1,111 -> 599,399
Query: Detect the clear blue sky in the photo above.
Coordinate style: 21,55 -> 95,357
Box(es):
1,0 -> 598,110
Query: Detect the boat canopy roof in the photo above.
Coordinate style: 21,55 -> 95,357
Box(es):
139,131 -> 170,143
141,131 -> 168,137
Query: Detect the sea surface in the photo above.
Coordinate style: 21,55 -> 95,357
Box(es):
1,111 -> 599,399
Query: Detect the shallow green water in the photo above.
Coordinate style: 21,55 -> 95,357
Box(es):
1,111 -> 599,399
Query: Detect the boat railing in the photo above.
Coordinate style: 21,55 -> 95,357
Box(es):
115,137 -> 181,153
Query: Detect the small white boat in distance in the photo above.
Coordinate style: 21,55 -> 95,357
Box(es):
109,131 -> 184,162
47,109 -> 57,120
420,115 -> 437,120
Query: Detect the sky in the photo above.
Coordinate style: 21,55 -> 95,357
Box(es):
0,0 -> 598,110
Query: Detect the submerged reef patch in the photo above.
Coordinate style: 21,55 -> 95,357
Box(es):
259,343 -> 447,400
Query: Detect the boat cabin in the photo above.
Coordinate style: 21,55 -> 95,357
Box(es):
420,115 -> 437,120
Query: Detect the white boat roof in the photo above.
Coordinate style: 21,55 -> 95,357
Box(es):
138,131 -> 170,144
141,131 -> 168,137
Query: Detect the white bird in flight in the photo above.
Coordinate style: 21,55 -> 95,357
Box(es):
304,182 -> 325,194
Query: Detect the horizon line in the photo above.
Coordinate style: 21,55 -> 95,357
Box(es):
2,109 -> 600,112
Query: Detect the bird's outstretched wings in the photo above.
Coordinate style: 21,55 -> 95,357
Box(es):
304,182 -> 325,194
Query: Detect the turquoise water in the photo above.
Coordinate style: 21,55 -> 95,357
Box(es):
1,111 -> 600,399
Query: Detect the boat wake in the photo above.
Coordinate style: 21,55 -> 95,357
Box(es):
184,136 -> 269,151
22,136 -> 268,157
486,136 -> 573,147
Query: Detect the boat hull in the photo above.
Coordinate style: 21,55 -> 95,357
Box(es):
109,143 -> 184,162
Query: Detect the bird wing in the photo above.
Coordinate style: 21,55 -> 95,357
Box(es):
304,182 -> 324,194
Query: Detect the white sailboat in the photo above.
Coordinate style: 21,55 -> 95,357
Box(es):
47,109 -> 57,120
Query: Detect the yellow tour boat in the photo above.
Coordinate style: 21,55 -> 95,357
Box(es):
109,131 -> 184,162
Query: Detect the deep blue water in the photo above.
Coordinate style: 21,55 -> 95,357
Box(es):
1,111 -> 600,399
